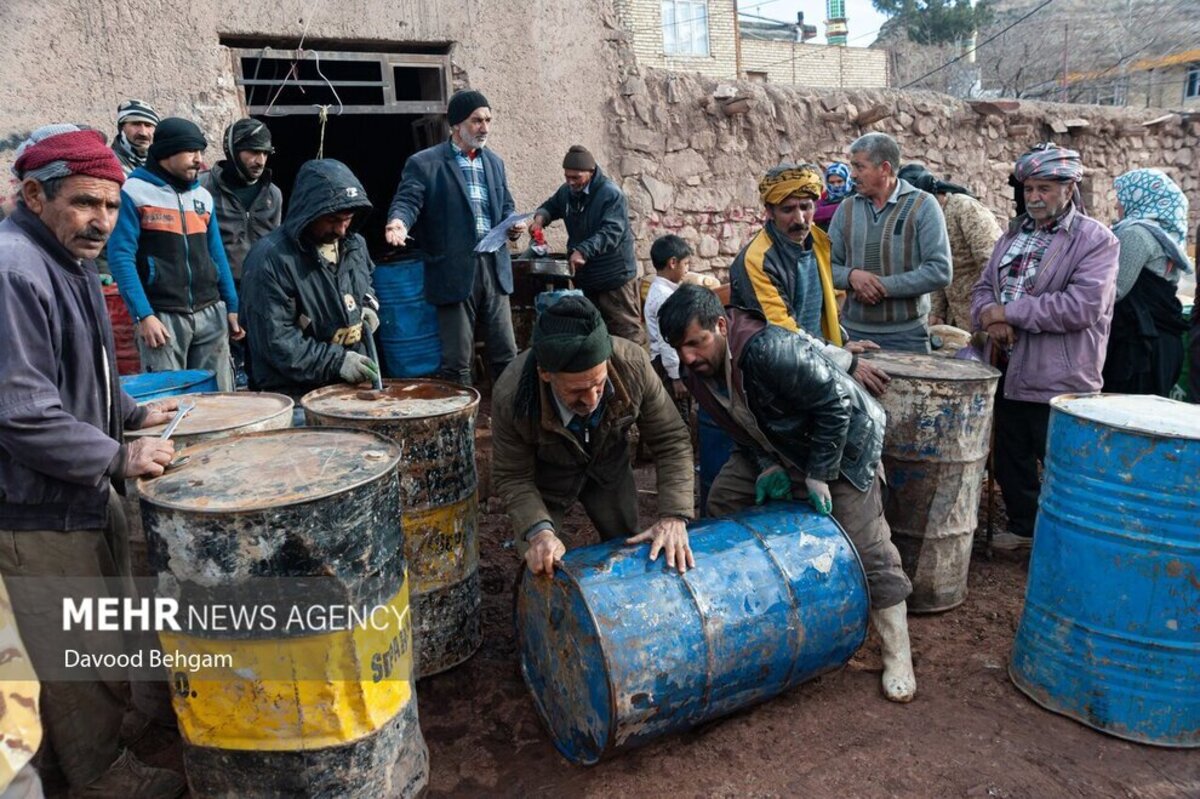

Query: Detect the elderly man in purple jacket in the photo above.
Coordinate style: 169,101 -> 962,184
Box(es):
970,144 -> 1119,551
0,125 -> 187,797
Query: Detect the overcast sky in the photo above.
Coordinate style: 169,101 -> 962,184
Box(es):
741,0 -> 891,46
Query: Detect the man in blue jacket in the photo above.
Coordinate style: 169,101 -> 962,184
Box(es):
386,90 -> 524,385
530,145 -> 646,345
107,117 -> 243,390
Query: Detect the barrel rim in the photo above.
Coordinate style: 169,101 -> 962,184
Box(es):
517,564 -> 617,765
1008,660 -> 1200,749
126,392 -> 295,439
136,427 -> 402,512
863,351 -> 1002,381
1050,392 -> 1200,441
300,378 -> 481,421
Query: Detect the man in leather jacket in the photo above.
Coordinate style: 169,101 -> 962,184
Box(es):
659,284 -> 917,703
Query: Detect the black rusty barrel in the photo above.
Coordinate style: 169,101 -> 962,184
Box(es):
864,352 -> 1000,612
138,428 -> 428,798
302,379 -> 482,677
123,392 -> 294,575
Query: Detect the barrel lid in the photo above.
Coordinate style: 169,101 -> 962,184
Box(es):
864,351 -> 1000,381
1050,394 -> 1200,440
128,393 -> 293,439
138,428 -> 401,512
301,379 -> 479,420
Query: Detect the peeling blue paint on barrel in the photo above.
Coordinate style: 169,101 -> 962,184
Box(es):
120,369 -> 217,401
516,504 -> 869,764
1010,394 -> 1200,748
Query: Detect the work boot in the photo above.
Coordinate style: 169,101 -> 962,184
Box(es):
71,748 -> 186,799
871,601 -> 917,703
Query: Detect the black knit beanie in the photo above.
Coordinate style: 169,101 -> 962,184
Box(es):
533,296 -> 613,373
447,90 -> 489,126
562,145 -> 596,172
149,118 -> 207,160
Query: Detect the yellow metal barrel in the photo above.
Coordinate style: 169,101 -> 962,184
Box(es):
302,380 -> 481,677
138,428 -> 428,798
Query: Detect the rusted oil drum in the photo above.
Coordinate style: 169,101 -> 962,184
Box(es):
1010,394 -> 1200,747
517,504 -> 869,764
123,392 -> 294,575
302,379 -> 482,677
139,428 -> 429,797
864,351 -> 1000,612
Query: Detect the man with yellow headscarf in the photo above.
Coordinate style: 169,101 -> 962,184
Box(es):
730,163 -> 889,395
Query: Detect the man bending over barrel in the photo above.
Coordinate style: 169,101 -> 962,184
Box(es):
492,296 -> 695,575
659,284 -> 916,702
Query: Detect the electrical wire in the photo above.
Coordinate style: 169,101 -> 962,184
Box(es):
899,0 -> 1057,89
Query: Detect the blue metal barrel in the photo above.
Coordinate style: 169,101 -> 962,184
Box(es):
120,370 -> 217,402
697,408 -> 733,514
516,504 -> 869,764
373,258 -> 440,378
1010,394 -> 1200,747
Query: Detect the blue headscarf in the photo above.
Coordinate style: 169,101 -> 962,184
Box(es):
1114,168 -> 1189,250
824,162 -> 853,202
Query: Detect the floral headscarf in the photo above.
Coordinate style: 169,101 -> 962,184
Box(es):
824,162 -> 853,202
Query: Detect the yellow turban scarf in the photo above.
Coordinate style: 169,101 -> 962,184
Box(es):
758,165 -> 824,206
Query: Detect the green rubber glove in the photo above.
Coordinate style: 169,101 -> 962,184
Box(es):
805,477 -> 833,515
98,274 -> 114,286
754,465 -> 793,505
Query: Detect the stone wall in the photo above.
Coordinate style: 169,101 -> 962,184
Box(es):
608,70 -> 1200,279
739,39 -> 888,89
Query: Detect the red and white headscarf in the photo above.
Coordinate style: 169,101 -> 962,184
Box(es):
12,125 -> 126,186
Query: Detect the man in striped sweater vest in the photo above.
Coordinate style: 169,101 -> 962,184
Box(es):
108,118 -> 242,390
830,133 -> 952,354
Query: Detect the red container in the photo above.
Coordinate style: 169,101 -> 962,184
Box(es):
103,285 -> 140,375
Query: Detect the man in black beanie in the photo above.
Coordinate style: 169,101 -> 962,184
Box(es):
386,89 -> 525,385
491,295 -> 695,576
530,145 -> 646,346
202,119 -> 282,387
108,117 -> 243,390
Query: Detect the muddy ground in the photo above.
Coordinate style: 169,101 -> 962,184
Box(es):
118,429 -> 1198,799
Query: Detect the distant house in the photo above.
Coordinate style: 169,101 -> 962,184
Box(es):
614,0 -> 889,88
1067,48 -> 1200,109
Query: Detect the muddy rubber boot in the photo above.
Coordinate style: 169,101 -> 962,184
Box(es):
871,601 -> 917,703
71,749 -> 186,799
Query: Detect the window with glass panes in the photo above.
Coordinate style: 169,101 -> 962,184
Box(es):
662,0 -> 710,57
1186,64 -> 1200,100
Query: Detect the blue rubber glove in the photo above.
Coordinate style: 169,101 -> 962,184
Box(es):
754,465 -> 793,505
805,477 -> 832,515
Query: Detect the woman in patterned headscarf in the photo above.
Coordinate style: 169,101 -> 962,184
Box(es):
813,162 -> 852,232
1102,168 -> 1194,396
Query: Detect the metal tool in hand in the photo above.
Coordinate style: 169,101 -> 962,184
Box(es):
362,317 -> 384,391
160,399 -> 196,470
160,399 -> 196,440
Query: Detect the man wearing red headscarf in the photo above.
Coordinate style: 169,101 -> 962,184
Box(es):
0,125 -> 187,797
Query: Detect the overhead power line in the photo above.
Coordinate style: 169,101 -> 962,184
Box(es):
899,0 -> 1057,90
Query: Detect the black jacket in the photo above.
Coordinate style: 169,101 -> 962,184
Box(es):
684,307 -> 886,491
0,206 -> 147,530
388,140 -> 516,306
241,159 -> 375,397
535,165 -> 636,293
201,162 -> 283,282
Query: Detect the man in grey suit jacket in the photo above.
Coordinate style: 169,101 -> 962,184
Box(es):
386,90 -> 525,385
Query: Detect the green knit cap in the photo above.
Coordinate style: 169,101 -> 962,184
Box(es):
533,295 -> 612,373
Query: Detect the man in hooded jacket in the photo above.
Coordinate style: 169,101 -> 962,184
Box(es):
240,159 -> 381,400
202,118 -> 282,387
